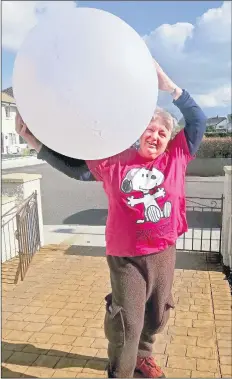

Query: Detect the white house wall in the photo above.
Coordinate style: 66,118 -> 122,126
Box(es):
2,104 -> 20,153
2,105 -> 17,133
215,119 -> 227,130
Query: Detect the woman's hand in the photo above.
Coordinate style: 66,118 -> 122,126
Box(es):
15,111 -> 42,152
153,59 -> 182,100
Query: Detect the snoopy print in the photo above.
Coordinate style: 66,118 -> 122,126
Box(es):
121,167 -> 172,224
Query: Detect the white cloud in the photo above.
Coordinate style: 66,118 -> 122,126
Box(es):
196,1 -> 231,43
143,1 -> 231,112
193,86 -> 231,108
2,1 -> 231,115
2,1 -> 77,51
144,22 -> 194,54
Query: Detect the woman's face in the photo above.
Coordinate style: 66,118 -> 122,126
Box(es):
139,117 -> 172,159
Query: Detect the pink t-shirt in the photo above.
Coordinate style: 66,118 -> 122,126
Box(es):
87,130 -> 194,257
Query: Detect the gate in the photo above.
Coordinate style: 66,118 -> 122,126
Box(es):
16,192 -> 41,280
176,196 -> 224,255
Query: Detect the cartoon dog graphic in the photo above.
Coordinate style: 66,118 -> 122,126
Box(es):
121,167 -> 172,224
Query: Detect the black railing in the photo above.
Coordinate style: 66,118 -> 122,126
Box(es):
1,192 -> 41,281
16,192 -> 41,280
2,200 -> 19,262
177,196 -> 224,254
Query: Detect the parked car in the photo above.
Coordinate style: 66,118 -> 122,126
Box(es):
8,144 -> 28,154
29,148 -> 37,155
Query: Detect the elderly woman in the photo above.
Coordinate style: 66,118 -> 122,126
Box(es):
16,61 -> 206,378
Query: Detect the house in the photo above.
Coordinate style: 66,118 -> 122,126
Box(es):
1,87 -> 24,154
226,122 -> 232,132
3,86 -> 14,97
179,115 -> 231,133
215,118 -> 232,133
206,116 -> 227,128
215,118 -> 228,131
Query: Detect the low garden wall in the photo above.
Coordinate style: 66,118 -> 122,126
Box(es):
187,158 -> 231,176
187,136 -> 231,176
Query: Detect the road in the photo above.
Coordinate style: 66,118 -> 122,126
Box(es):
2,163 -> 224,225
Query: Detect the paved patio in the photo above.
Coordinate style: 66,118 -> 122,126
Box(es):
2,244 -> 232,378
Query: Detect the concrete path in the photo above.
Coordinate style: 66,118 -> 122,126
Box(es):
2,244 -> 231,378
43,225 -> 221,254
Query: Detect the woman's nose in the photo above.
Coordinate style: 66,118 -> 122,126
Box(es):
151,131 -> 158,140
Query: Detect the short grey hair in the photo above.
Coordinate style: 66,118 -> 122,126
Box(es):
132,107 -> 178,149
152,106 -> 175,132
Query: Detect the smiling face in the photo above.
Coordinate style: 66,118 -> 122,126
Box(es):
139,110 -> 173,159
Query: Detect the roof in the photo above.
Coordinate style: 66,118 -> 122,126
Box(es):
180,115 -> 228,127
2,87 -> 14,98
1,92 -> 16,105
215,119 -> 228,127
206,116 -> 226,126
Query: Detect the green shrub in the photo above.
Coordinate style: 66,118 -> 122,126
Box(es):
197,137 -> 232,158
22,148 -> 30,156
204,132 -> 231,138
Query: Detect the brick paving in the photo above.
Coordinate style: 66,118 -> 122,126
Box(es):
1,244 -> 232,378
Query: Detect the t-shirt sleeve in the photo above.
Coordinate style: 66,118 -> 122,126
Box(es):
86,149 -> 133,181
168,129 -> 195,164
86,159 -> 105,181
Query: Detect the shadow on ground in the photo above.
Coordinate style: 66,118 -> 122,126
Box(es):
65,245 -> 106,257
2,341 -> 107,372
2,342 -> 144,378
1,257 -> 21,285
65,246 -> 222,272
63,209 -> 108,226
62,208 -> 222,229
187,210 -> 222,228
1,367 -> 35,378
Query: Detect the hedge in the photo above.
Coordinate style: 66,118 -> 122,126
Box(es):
204,132 -> 232,138
197,137 -> 232,158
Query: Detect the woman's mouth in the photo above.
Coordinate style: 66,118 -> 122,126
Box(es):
147,142 -> 157,148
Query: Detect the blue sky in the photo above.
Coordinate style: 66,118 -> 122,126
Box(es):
2,1 -> 231,118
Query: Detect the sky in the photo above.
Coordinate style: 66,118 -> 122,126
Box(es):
2,0 -> 231,118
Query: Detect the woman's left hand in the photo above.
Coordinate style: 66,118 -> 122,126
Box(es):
153,59 -> 182,99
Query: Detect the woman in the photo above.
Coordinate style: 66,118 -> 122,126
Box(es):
16,61 -> 207,378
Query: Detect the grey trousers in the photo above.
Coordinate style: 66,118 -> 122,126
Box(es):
104,245 -> 176,378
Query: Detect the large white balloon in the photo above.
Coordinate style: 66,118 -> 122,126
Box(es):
13,8 -> 158,160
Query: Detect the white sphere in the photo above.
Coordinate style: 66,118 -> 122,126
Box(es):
13,8 -> 158,160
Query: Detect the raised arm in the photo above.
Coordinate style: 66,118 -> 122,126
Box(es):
37,145 -> 95,181
15,112 -> 96,181
173,91 -> 207,155
153,60 -> 207,155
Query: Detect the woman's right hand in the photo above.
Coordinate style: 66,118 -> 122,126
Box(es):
15,111 -> 42,152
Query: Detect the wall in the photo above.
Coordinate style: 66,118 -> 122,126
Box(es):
2,173 -> 44,246
221,166 -> 232,269
2,104 -> 19,153
1,196 -> 18,263
2,104 -> 17,133
187,158 -> 232,176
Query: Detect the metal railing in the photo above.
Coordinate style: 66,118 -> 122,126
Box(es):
1,192 -> 41,281
16,192 -> 41,280
177,196 -> 224,255
2,201 -> 19,262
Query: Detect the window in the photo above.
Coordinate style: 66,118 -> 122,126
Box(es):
5,106 -> 11,118
8,133 -> 16,145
